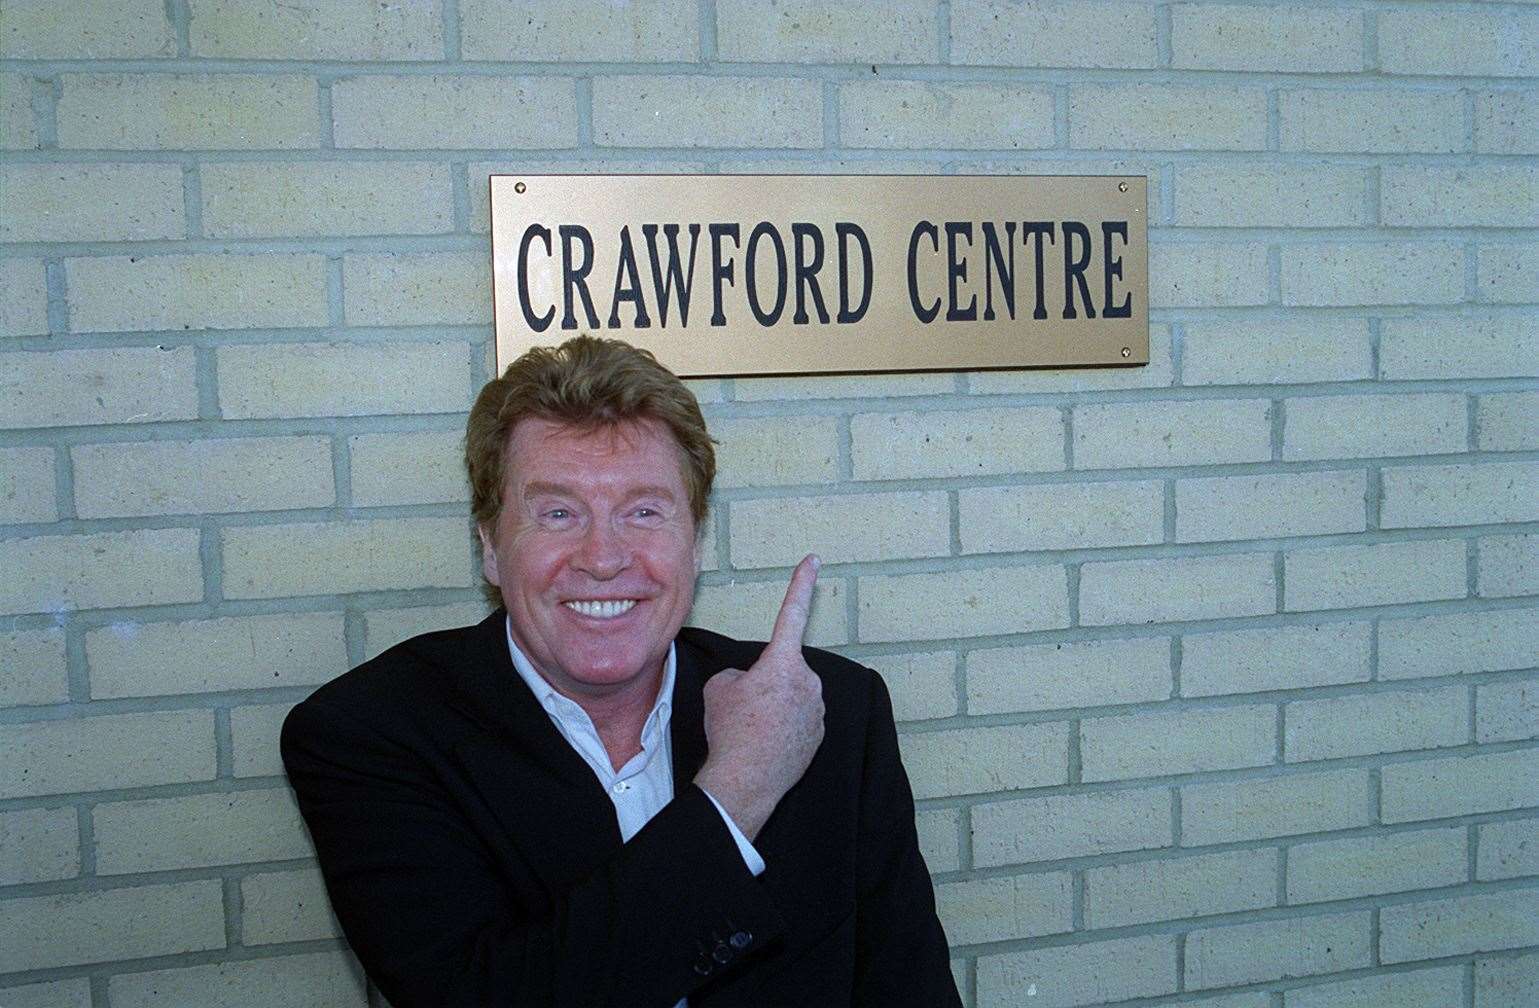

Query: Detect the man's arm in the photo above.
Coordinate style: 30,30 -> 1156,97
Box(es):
851,672 -> 964,1008
282,699 -> 783,1008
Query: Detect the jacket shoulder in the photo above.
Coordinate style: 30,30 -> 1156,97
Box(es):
285,614 -> 496,733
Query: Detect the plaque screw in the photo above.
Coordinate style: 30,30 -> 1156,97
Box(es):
1117,181 -> 1128,193
514,181 -> 527,194
1120,346 -> 1132,358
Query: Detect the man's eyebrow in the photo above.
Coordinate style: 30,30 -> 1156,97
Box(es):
519,481 -> 680,501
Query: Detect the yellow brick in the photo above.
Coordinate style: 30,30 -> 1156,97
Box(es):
0,528 -> 203,615
873,650 -> 958,721
67,254 -> 328,332
217,340 -> 472,419
343,251 -> 491,326
899,722 -> 1069,799
965,323 -> 1174,393
0,627 -> 69,706
1172,3 -> 1362,72
362,600 -> 491,660
0,445 -> 57,524
0,882 -> 224,974
0,711 -> 214,798
851,407 -> 1063,479
109,952 -> 367,1008
86,612 -> 347,698
349,429 -> 469,506
0,163 -> 185,242
221,517 -> 475,599
189,0 -> 443,59
0,0 -> 175,58
231,701 -> 297,777
712,415 -> 840,488
841,81 -> 1054,149
936,874 -> 1073,944
1,347 -> 198,428
688,578 -> 847,646
93,789 -> 312,874
953,0 -> 1157,69
461,0 -> 697,61
3,72 -> 40,150
1074,399 -> 1272,469
960,480 -> 1163,553
72,436 -> 334,518
201,162 -> 453,238
241,868 -> 343,944
332,75 -> 577,150
730,491 -> 950,568
914,808 -> 960,872
57,74 -> 320,149
733,371 -> 953,401
0,807 -> 79,885
593,75 -> 821,148
1071,85 -> 1266,151
0,980 -> 90,1008
0,257 -> 47,337
858,565 -> 1069,642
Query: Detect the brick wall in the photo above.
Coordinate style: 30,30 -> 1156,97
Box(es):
1,1 -> 1535,1005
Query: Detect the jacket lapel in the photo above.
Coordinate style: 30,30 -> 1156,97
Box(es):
446,612 -> 622,892
670,633 -> 714,791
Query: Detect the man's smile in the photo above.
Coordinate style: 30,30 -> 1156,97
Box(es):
563,598 -> 640,619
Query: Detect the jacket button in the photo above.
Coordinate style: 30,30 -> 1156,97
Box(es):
729,931 -> 752,950
712,942 -> 733,964
693,957 -> 713,977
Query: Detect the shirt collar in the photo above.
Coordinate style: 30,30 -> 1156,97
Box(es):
502,614 -> 675,742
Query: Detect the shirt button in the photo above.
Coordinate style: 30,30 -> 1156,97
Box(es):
612,781 -> 629,794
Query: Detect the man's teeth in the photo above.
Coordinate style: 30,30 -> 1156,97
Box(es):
564,599 -> 637,619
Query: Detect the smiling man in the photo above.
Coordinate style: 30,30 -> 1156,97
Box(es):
282,336 -> 960,1008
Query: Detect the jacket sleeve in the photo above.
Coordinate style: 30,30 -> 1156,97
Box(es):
850,671 -> 964,1008
281,696 -> 783,1008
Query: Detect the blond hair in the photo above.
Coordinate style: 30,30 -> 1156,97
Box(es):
465,336 -> 715,536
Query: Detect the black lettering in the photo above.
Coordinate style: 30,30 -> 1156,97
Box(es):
981,221 -> 1017,322
1101,220 -> 1132,319
607,225 -> 651,329
945,222 -> 977,322
745,222 -> 788,326
558,224 -> 599,330
791,223 -> 831,325
907,220 -> 941,324
1062,220 -> 1095,320
835,222 -> 872,324
708,223 -> 740,327
517,223 -> 555,332
643,223 -> 700,327
1021,222 -> 1055,321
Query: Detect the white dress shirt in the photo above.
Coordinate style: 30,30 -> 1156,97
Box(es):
503,617 -> 765,865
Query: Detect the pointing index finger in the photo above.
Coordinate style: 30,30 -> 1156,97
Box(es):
768,554 -> 820,653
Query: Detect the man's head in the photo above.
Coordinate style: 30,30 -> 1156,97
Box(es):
465,336 -> 716,702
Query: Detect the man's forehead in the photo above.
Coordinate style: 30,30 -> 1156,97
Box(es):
503,416 -> 687,485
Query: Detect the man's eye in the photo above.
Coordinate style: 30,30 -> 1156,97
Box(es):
542,508 -> 572,521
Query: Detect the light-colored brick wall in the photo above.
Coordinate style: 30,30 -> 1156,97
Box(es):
1,1 -> 1534,1005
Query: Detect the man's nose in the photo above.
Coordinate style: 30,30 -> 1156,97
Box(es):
571,519 -> 631,579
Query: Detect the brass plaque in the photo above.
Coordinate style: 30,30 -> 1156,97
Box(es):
490,174 -> 1147,377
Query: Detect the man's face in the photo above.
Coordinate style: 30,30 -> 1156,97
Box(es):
479,416 -> 700,704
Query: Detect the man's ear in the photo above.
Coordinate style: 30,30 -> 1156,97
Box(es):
476,523 -> 501,586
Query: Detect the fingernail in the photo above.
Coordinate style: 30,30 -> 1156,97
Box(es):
809,554 -> 821,572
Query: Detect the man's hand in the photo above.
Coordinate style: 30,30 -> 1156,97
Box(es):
694,554 -> 826,841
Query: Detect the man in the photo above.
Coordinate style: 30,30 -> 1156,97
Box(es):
282,336 -> 960,1007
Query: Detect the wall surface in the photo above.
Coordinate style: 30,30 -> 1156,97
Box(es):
2,0 -> 1537,1005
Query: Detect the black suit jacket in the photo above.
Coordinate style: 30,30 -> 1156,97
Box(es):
282,612 -> 961,1008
